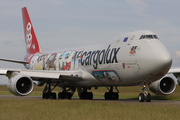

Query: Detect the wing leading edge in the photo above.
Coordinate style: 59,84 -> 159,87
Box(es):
168,67 -> 180,79
0,68 -> 95,82
0,58 -> 27,64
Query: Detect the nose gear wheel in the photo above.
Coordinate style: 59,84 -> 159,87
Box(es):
139,83 -> 151,102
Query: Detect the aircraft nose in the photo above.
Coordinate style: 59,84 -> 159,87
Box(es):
156,51 -> 172,72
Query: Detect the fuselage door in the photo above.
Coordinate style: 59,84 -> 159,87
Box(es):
127,35 -> 135,45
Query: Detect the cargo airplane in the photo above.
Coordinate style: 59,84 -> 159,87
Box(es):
0,7 -> 176,102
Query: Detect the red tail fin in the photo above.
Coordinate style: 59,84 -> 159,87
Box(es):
22,7 -> 40,54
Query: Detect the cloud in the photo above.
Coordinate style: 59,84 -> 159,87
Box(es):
126,0 -> 149,17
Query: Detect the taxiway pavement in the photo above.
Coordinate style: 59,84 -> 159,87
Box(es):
0,95 -> 180,104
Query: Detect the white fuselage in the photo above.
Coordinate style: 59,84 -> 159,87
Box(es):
27,30 -> 172,87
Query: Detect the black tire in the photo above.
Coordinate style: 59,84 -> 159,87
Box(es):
42,93 -> 46,99
43,93 -> 49,99
105,92 -> 112,100
51,92 -> 56,99
113,92 -> 119,100
111,93 -> 116,100
145,93 -> 151,102
105,92 -> 109,100
67,92 -> 72,100
61,92 -> 66,99
87,92 -> 93,100
139,93 -> 145,102
58,92 -> 62,99
80,92 -> 85,99
90,92 -> 93,100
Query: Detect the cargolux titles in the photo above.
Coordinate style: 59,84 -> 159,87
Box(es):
81,45 -> 120,69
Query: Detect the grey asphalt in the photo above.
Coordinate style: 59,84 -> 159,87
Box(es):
0,95 -> 180,104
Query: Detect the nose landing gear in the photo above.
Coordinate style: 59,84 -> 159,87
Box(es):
139,84 -> 151,102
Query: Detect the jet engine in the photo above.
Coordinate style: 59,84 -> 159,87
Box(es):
7,72 -> 34,96
149,75 -> 176,95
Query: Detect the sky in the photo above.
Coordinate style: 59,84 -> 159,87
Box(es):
0,0 -> 180,84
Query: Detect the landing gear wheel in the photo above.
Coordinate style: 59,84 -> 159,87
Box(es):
139,83 -> 152,102
104,92 -> 119,100
43,93 -> 49,99
112,92 -> 119,100
58,92 -> 65,99
80,92 -> 85,99
145,93 -> 151,102
67,92 -> 72,100
139,93 -> 145,102
42,92 -> 56,99
58,92 -> 72,100
87,92 -> 93,100
105,92 -> 110,100
42,81 -> 60,100
78,88 -> 93,100
58,92 -> 61,99
50,92 -> 56,99
104,87 -> 119,100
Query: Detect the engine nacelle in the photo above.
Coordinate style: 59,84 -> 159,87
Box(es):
177,76 -> 180,86
149,75 -> 176,95
7,72 -> 34,96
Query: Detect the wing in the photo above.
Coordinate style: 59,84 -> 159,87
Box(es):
0,58 -> 27,64
168,67 -> 180,78
0,68 -> 95,82
0,68 -> 96,96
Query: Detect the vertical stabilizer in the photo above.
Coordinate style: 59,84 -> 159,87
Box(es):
22,7 -> 40,54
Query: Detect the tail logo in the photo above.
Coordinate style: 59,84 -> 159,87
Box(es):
26,22 -> 35,50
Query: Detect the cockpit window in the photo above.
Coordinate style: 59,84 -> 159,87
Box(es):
139,35 -> 145,39
153,35 -> 159,39
146,35 -> 153,39
139,35 -> 159,40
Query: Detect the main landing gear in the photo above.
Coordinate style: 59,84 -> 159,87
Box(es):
42,81 -> 58,99
78,87 -> 93,100
104,86 -> 119,100
138,84 -> 151,102
58,87 -> 76,100
42,81 -> 76,100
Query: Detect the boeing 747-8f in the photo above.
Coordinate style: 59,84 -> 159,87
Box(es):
0,7 -> 174,102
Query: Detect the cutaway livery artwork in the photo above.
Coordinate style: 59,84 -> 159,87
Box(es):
92,70 -> 121,83
0,7 -> 179,102
31,50 -> 83,71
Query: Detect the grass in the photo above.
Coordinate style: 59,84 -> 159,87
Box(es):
0,85 -> 180,120
0,85 -> 180,100
0,99 -> 179,120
